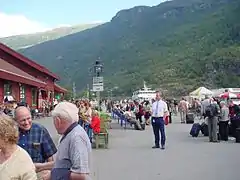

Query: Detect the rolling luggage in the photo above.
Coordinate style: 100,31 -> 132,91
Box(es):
235,128 -> 240,143
201,123 -> 209,136
186,113 -> 194,124
140,123 -> 146,130
190,123 -> 201,137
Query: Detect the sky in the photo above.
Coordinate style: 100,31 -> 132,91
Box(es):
0,0 -> 164,37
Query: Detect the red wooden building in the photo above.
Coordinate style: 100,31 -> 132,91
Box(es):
0,43 -> 67,108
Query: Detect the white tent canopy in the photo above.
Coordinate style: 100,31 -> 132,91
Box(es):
190,87 -> 213,97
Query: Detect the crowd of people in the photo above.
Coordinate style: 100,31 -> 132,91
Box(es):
112,94 -> 240,144
111,92 -> 169,149
74,99 -> 102,143
187,97 -> 240,142
0,101 -> 92,180
0,101 -> 54,119
1,91 -> 239,179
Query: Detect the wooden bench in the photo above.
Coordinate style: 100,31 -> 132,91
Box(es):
94,117 -> 109,149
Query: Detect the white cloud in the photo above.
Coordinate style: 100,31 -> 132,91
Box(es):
90,20 -> 104,24
55,24 -> 71,28
0,12 -> 49,37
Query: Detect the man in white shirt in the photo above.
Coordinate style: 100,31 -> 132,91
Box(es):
151,91 -> 168,149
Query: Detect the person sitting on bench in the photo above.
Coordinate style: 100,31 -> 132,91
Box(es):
124,111 -> 142,130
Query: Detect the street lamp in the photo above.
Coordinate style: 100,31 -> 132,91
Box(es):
94,59 -> 103,77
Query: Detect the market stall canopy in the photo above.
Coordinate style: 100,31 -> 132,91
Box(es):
190,87 -> 213,97
218,92 -> 239,99
232,100 -> 240,105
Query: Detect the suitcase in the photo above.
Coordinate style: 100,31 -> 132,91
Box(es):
236,128 -> 240,143
201,123 -> 209,136
134,122 -> 142,130
218,133 -> 221,141
190,123 -> 201,137
140,123 -> 146,130
186,113 -> 194,124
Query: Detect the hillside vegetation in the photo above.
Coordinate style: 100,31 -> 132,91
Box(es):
0,23 -> 101,49
16,0 -> 240,96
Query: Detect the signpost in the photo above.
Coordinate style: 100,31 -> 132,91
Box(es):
92,76 -> 104,92
92,60 -> 104,108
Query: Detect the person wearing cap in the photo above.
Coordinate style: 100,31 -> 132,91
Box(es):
151,91 -> 168,149
35,102 -> 92,180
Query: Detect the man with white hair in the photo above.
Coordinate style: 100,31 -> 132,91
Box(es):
35,102 -> 92,180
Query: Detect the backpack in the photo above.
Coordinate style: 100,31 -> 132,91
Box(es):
130,105 -> 135,111
174,100 -> 178,106
205,104 -> 217,118
126,105 -> 130,111
138,105 -> 144,115
135,105 -> 139,113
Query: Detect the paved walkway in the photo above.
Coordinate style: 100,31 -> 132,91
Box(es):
36,116 -> 240,180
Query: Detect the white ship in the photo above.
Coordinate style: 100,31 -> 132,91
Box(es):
132,81 -> 156,101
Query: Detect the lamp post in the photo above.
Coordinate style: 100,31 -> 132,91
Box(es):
93,59 -> 103,109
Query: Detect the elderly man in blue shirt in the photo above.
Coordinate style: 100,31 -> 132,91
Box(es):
14,106 -> 57,164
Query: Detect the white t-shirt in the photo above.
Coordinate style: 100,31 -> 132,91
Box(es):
152,100 -> 168,117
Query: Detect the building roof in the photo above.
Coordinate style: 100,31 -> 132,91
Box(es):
0,58 -> 46,87
54,83 -> 68,93
0,43 -> 60,80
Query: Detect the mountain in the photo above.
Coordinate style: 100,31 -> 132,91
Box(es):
0,23 -> 101,49
16,0 -> 240,96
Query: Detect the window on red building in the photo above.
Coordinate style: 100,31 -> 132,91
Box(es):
31,88 -> 37,106
4,82 -> 12,95
20,85 -> 26,102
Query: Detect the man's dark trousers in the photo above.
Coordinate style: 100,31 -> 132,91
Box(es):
152,117 -> 166,147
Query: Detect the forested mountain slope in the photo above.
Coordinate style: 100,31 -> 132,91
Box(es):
19,0 -> 240,95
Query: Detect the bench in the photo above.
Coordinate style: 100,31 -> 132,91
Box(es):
94,130 -> 109,149
94,115 -> 110,149
112,109 -> 130,129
